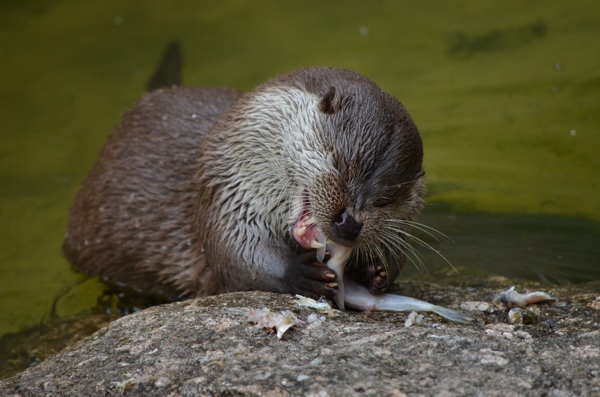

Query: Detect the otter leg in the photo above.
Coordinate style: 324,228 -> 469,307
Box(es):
347,253 -> 403,295
283,250 -> 339,300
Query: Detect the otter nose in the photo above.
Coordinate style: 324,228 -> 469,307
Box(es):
334,209 -> 362,241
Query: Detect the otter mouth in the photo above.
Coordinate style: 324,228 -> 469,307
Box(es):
291,191 -> 327,262
290,189 -> 354,310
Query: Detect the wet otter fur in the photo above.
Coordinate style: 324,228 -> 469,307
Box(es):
63,67 -> 425,303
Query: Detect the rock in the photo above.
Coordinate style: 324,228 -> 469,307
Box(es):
1,282 -> 599,396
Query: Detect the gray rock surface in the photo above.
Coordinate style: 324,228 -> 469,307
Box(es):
1,280 -> 599,396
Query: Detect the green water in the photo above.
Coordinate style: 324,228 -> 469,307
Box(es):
1,0 -> 599,342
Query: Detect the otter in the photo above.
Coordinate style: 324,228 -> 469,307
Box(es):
63,67 -> 468,322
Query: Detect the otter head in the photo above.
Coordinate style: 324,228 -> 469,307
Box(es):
277,68 -> 426,269
198,68 -> 425,292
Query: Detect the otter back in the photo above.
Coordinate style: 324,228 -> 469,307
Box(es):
63,87 -> 242,299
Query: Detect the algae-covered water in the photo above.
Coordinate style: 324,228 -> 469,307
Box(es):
1,0 -> 599,345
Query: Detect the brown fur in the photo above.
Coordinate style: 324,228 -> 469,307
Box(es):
63,87 -> 241,299
64,68 -> 425,301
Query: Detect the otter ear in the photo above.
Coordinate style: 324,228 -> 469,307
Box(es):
319,86 -> 341,115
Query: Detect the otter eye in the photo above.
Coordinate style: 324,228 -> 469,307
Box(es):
373,183 -> 412,208
373,195 -> 397,208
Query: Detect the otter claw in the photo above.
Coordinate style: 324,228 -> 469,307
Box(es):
324,271 -> 336,279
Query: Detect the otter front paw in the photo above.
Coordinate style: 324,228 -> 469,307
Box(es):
284,250 -> 338,300
349,260 -> 391,295
366,268 -> 389,295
